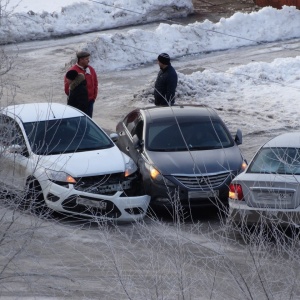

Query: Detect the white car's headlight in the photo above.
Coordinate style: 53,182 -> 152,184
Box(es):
125,158 -> 138,177
45,169 -> 76,184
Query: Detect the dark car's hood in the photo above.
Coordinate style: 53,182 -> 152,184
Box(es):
146,146 -> 243,175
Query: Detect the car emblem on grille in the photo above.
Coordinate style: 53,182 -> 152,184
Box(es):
197,178 -> 204,184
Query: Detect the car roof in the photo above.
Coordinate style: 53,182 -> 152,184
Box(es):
263,132 -> 300,148
140,105 -> 220,123
2,102 -> 83,123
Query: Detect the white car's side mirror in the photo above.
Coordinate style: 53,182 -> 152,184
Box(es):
110,132 -> 119,143
7,144 -> 24,154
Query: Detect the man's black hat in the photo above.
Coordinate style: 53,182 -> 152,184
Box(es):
158,53 -> 170,65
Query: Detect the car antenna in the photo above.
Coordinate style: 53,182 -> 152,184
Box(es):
49,105 -> 56,119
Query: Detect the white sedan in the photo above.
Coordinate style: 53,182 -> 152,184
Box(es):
228,132 -> 300,227
0,103 -> 150,222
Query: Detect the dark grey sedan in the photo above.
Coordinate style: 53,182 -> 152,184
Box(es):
116,105 -> 247,209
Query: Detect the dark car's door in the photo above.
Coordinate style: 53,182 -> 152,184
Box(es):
129,120 -> 144,164
116,110 -> 144,164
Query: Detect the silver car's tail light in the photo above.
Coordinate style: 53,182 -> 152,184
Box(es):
229,183 -> 244,200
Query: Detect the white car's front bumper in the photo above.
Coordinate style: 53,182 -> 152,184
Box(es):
42,182 -> 150,222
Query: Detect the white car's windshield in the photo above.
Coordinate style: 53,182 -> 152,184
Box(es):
248,147 -> 300,175
24,116 -> 114,155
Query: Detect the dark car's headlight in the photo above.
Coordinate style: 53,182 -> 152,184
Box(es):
150,166 -> 175,186
241,160 -> 248,172
45,169 -> 76,184
150,165 -> 163,181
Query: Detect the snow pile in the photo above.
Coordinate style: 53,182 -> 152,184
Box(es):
84,6 -> 300,71
0,0 -> 193,44
133,56 -> 300,135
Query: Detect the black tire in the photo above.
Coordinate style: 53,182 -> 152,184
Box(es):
25,179 -> 52,218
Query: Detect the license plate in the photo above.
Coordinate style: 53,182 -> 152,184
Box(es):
277,192 -> 293,201
256,192 -> 293,202
77,197 -> 107,210
188,190 -> 219,199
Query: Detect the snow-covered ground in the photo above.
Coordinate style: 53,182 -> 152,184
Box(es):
8,0 -> 91,12
4,0 -> 300,153
2,0 -> 193,43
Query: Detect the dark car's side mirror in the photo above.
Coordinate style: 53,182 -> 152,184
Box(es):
234,129 -> 242,145
133,134 -> 144,151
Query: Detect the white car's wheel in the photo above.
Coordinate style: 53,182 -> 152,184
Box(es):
25,179 -> 52,218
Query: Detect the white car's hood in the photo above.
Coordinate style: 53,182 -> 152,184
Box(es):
34,146 -> 127,177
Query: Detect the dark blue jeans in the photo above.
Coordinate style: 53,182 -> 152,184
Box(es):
87,100 -> 95,118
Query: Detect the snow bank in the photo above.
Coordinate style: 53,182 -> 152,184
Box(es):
0,0 -> 193,44
83,6 -> 300,71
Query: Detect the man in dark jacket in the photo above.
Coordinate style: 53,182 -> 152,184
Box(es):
154,53 -> 178,106
65,70 -> 89,115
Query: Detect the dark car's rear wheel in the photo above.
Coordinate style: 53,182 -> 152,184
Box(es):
25,179 -> 52,218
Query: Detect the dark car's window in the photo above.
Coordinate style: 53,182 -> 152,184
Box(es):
132,120 -> 143,140
146,120 -> 233,152
123,111 -> 140,136
23,116 -> 114,155
248,147 -> 300,175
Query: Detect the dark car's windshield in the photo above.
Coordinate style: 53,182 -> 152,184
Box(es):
248,147 -> 300,175
24,116 -> 114,155
146,120 -> 234,152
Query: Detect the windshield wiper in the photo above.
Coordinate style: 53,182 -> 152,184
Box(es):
150,148 -> 169,152
75,145 -> 112,152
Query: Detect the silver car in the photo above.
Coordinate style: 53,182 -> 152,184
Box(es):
228,132 -> 300,226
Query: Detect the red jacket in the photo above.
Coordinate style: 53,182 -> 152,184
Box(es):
64,64 -> 98,101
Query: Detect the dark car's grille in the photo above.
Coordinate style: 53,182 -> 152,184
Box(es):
74,173 -> 131,195
173,171 -> 232,189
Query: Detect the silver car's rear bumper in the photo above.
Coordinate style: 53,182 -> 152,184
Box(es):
228,199 -> 300,227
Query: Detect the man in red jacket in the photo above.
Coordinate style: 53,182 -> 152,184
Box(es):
64,51 -> 98,118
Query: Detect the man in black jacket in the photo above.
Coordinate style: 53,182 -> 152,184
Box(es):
65,70 -> 89,115
154,53 -> 178,106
